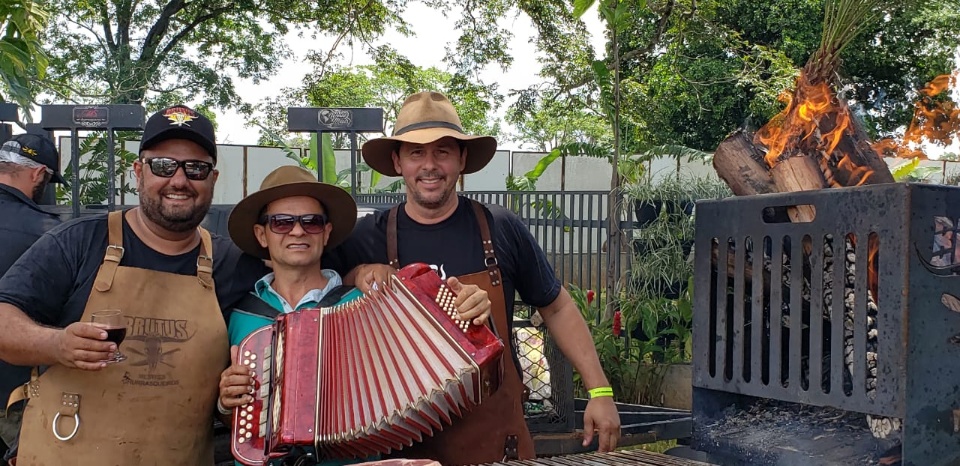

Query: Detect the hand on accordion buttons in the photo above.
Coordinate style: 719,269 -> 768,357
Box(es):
219,345 -> 256,410
447,277 -> 491,326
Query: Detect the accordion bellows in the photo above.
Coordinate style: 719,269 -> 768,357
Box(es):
232,263 -> 505,465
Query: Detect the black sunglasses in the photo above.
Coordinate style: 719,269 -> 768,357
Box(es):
260,213 -> 328,235
143,157 -> 214,181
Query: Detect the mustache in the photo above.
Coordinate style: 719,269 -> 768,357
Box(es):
416,170 -> 444,181
160,188 -> 196,197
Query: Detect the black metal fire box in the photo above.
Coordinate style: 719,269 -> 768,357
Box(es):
691,183 -> 960,466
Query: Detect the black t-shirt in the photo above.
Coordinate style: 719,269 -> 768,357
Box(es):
0,211 -> 269,403
323,196 -> 562,326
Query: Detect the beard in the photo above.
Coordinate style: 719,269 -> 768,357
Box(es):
30,173 -> 51,203
138,178 -> 210,233
409,170 -> 455,210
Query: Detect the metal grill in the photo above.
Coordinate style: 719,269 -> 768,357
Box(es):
691,183 -> 960,465
477,449 -> 714,465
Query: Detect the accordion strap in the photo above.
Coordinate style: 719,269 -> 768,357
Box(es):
235,293 -> 280,320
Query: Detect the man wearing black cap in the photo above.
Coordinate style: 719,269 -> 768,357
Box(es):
0,105 -> 268,465
0,133 -> 67,464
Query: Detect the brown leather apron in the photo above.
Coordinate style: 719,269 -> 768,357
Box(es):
385,201 -> 535,465
15,210 -> 228,466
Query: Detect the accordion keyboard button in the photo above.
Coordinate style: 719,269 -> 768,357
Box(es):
238,437 -> 245,444
250,354 -> 257,360
244,350 -> 251,357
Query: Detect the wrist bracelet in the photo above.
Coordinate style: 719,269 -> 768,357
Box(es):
588,386 -> 614,399
217,398 -> 231,416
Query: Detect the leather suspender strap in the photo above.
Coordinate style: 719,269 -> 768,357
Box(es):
386,200 -> 502,288
469,200 -> 502,287
386,206 -> 400,270
196,227 -> 214,289
94,211 -> 125,292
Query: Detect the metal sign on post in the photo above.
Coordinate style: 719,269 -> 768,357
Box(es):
39,104 -> 145,217
286,107 -> 384,197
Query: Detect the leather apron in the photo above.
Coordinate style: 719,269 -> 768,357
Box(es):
15,210 -> 228,466
385,201 -> 535,465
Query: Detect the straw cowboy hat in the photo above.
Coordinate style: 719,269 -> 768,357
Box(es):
361,91 -> 497,176
228,165 -> 357,259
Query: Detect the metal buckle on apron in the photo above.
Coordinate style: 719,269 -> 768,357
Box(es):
197,254 -> 214,288
502,434 -> 519,461
52,392 -> 80,442
105,245 -> 124,261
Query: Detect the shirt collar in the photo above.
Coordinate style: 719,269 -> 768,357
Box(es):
0,183 -> 59,217
254,269 -> 343,314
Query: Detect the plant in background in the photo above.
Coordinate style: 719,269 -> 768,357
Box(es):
56,131 -> 138,206
258,126 -> 403,194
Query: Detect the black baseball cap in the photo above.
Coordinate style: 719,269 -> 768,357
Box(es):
0,134 -> 68,185
140,105 -> 217,161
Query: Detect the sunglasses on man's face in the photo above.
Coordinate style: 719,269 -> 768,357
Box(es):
143,157 -> 214,181
260,213 -> 328,235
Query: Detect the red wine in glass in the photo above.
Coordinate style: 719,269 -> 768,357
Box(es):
91,309 -> 128,363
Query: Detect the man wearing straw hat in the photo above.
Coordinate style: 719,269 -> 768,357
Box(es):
218,165 -> 374,466
324,91 -> 621,464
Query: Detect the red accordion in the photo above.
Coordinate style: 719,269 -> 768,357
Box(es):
231,263 -> 505,465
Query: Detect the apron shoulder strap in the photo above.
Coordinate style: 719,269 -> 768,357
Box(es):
196,227 -> 214,289
94,211 -> 126,292
386,205 -> 400,270
468,199 -> 502,288
388,200 -> 503,287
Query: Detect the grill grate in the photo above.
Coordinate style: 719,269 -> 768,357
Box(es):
691,183 -> 960,465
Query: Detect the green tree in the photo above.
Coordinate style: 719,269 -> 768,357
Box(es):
35,0 -> 407,109
255,46 -> 502,147
513,0 -> 959,152
0,0 -> 49,120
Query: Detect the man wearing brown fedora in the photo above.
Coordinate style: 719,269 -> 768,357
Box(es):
324,91 -> 621,464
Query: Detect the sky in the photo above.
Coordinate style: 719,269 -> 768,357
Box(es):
214,4 -> 606,150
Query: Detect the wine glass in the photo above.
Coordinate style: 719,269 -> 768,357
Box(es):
91,309 -> 128,363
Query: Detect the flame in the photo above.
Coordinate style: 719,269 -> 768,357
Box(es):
755,72 -> 871,186
871,73 -> 960,159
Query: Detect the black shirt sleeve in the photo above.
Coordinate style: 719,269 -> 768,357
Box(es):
0,221 -> 90,327
322,212 -> 388,277
489,205 -> 562,308
211,235 -> 271,316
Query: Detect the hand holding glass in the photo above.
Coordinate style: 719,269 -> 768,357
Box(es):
90,309 -> 127,363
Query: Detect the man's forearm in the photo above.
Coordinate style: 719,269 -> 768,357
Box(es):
539,292 -> 610,390
0,303 -> 61,366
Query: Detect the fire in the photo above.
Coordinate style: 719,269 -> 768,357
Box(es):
754,72 -> 870,186
871,73 -> 960,159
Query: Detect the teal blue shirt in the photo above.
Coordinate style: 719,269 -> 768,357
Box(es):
227,269 -> 370,466
228,269 -> 342,346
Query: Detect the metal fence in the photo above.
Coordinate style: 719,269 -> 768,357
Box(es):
358,191 -> 614,434
357,191 -> 613,296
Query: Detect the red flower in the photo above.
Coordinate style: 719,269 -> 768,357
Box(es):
586,289 -> 596,305
613,310 -> 622,337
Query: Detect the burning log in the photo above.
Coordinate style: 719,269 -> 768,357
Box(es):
768,152 -> 827,223
713,130 -> 777,196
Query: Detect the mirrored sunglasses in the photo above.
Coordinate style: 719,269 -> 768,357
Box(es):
143,157 -> 214,181
260,213 -> 328,235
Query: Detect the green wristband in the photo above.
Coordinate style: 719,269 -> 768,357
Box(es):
588,386 -> 614,399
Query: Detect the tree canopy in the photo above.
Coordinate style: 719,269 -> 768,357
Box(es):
1,0 -> 49,120
33,0 -> 408,111
513,0 -> 960,153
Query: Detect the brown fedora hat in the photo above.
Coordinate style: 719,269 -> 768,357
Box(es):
228,165 -> 357,259
361,91 -> 497,176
